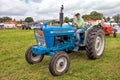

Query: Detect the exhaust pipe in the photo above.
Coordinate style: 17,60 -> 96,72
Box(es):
59,5 -> 64,27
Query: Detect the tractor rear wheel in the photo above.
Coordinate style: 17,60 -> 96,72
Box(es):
86,26 -> 105,59
49,51 -> 70,76
25,45 -> 44,64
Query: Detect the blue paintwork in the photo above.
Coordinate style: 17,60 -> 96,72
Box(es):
43,21 -> 49,27
32,46 -> 47,55
32,25 -> 85,56
43,25 -> 74,48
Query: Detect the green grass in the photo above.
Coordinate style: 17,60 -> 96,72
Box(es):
0,30 -> 120,80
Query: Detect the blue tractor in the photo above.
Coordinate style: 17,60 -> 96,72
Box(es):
25,5 -> 105,76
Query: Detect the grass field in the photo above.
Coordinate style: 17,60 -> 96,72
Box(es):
0,30 -> 120,80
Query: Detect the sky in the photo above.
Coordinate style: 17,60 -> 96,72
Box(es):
0,0 -> 120,21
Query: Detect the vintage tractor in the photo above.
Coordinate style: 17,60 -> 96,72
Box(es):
103,23 -> 117,38
25,5 -> 105,76
85,20 -> 117,38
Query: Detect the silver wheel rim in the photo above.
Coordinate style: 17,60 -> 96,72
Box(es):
56,57 -> 67,72
95,33 -> 105,56
31,54 -> 42,61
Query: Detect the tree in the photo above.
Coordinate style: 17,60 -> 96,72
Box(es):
82,11 -> 103,20
82,14 -> 91,20
103,17 -> 107,22
112,14 -> 120,23
3,17 -> 12,22
24,17 -> 34,23
64,17 -> 73,22
69,18 -> 73,22
0,17 -> 12,23
90,11 -> 103,20
64,17 -> 69,22
0,18 -> 4,23
4,17 -> 11,22
106,17 -> 110,22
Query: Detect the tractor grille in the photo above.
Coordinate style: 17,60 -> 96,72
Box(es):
35,29 -> 46,47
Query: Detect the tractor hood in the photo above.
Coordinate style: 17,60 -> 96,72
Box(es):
43,25 -> 75,36
42,25 -> 75,48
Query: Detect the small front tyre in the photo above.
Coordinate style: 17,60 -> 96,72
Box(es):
49,51 -> 70,76
25,45 -> 44,64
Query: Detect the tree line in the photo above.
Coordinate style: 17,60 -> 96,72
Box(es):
64,11 -> 120,23
0,11 -> 120,24
0,17 -> 34,23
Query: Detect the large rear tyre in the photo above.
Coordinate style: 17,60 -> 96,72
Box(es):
25,45 -> 44,64
49,51 -> 70,76
86,26 -> 105,59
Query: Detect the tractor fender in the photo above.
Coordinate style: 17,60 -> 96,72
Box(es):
84,25 -> 94,45
84,24 -> 103,45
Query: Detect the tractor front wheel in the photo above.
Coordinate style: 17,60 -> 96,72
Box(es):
25,45 -> 44,64
49,51 -> 70,76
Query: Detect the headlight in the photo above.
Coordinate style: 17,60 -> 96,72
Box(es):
35,29 -> 46,47
42,42 -> 46,47
38,41 -> 46,47
38,42 -> 41,46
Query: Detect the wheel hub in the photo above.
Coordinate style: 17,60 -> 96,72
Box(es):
95,33 -> 105,56
95,36 -> 102,51
60,62 -> 64,67
31,53 -> 42,61
56,57 -> 67,72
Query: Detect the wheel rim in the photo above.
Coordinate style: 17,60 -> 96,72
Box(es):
31,53 -> 42,61
56,57 -> 67,72
95,33 -> 105,56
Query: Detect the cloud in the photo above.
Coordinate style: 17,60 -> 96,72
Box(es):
0,0 -> 27,16
0,0 -> 120,20
30,0 -> 43,3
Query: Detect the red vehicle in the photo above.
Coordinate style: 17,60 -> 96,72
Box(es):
85,20 -> 117,38
22,24 -> 31,30
103,23 -> 116,37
